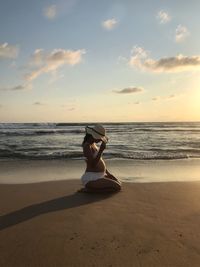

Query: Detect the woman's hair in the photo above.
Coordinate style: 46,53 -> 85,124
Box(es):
82,133 -> 92,147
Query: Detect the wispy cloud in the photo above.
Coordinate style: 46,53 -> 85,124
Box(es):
44,5 -> 57,20
67,107 -> 75,111
166,94 -> 175,99
113,87 -> 144,94
156,10 -> 171,24
129,46 -> 149,70
102,18 -> 118,30
25,48 -> 86,81
175,25 -> 190,43
43,1 -> 77,20
61,102 -> 77,111
33,102 -> 45,105
0,43 -> 19,59
152,97 -> 160,101
60,104 -> 76,111
164,94 -> 177,101
129,45 -> 200,73
152,94 -> 177,101
0,83 -> 32,91
60,98 -> 77,107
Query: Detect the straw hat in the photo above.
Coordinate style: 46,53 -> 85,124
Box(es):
85,124 -> 108,143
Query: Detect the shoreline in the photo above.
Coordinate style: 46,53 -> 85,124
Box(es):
1,158 -> 200,184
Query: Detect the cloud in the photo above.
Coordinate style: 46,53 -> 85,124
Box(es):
44,5 -> 57,19
129,46 -> 149,70
0,43 -> 19,59
164,94 -> 177,101
30,49 -> 45,65
43,1 -> 77,19
11,85 -> 26,90
113,87 -> 144,94
152,97 -> 159,101
102,18 -> 118,30
67,107 -> 75,111
166,94 -> 175,99
60,105 -> 76,111
60,97 -> 78,110
0,83 -> 32,91
129,46 -> 200,73
3,83 -> 32,91
175,25 -> 190,43
25,48 -> 86,81
152,95 -> 176,101
61,102 -> 77,111
33,102 -> 45,105
156,10 -> 171,24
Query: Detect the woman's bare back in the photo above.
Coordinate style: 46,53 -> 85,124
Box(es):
83,143 -> 106,172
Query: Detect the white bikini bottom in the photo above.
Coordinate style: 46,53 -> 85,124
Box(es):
81,171 -> 106,186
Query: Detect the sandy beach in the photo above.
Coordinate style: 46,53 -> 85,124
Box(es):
1,160 -> 200,266
1,0 -> 200,264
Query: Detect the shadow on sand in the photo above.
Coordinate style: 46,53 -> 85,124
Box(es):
0,180 -> 118,230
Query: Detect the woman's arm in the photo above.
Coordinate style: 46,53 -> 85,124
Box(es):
92,149 -> 103,166
92,141 -> 106,167
106,169 -> 112,176
105,169 -> 119,182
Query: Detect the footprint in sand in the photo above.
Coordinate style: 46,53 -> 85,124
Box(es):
175,230 -> 183,238
69,232 -> 79,241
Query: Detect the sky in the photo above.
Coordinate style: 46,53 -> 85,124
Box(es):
0,0 -> 200,123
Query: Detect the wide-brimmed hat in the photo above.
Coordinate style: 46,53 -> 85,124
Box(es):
85,124 -> 108,143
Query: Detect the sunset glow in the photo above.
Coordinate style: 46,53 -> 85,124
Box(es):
0,0 -> 200,122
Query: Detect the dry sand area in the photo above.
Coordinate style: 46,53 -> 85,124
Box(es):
1,179 -> 200,266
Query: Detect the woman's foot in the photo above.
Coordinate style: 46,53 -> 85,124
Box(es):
77,188 -> 91,193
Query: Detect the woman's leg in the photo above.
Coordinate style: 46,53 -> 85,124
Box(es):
86,177 -> 121,192
104,174 -> 122,184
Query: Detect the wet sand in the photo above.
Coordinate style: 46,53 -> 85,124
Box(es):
1,176 -> 200,266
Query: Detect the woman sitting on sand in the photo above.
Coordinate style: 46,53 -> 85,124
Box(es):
79,124 -> 122,193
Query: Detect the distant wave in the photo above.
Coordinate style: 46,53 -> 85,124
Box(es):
0,123 -> 56,129
0,149 -> 200,160
0,149 -> 84,160
0,129 -> 84,136
131,128 -> 200,132
1,128 -> 200,137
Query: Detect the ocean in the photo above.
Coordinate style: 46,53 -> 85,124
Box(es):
0,122 -> 200,161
